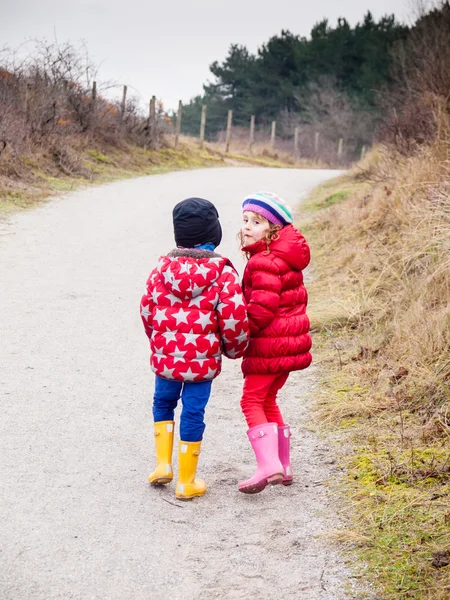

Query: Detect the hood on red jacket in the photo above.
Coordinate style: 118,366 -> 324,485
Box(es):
243,224 -> 310,271
158,253 -> 223,300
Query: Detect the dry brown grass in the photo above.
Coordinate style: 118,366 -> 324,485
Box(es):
0,140 -> 227,213
174,133 -> 323,169
304,116 -> 450,597
309,134 -> 450,421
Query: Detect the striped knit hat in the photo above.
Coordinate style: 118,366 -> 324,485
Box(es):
242,191 -> 293,227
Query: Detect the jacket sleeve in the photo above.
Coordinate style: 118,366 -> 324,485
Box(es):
216,264 -> 249,359
246,257 -> 282,335
140,268 -> 157,340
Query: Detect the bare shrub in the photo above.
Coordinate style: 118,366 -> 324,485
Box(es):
380,1 -> 450,151
276,78 -> 375,165
0,40 -> 166,165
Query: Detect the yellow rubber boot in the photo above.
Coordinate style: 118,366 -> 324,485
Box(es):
175,440 -> 206,500
148,421 -> 174,485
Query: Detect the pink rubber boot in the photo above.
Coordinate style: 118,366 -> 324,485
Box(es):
278,425 -> 294,485
238,423 -> 284,494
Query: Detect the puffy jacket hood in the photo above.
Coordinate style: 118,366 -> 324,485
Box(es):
158,249 -> 224,299
243,224 -> 310,272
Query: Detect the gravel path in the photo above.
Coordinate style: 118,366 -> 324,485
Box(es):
0,167 -> 355,600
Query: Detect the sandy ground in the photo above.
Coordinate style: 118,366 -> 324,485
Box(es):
0,167 -> 359,600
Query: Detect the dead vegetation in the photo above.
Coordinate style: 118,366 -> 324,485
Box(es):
305,112 -> 449,600
302,7 -> 450,594
0,41 -> 299,212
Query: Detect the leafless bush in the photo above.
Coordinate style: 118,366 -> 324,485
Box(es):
380,1 -> 450,151
255,78 -> 375,165
0,40 -> 166,172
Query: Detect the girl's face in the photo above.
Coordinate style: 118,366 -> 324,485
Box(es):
242,211 -> 271,244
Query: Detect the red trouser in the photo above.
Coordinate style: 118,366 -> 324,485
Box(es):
240,373 -> 289,429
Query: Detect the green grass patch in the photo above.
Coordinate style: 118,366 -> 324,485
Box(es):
346,448 -> 450,598
87,149 -> 115,164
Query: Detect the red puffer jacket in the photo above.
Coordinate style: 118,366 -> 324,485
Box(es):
241,224 -> 312,376
140,249 -> 249,382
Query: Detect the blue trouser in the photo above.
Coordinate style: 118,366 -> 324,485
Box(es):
153,375 -> 212,442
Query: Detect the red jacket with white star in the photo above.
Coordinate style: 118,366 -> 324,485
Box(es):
140,249 -> 249,382
241,224 -> 312,376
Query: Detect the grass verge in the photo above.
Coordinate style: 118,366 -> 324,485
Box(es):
0,136 -> 297,215
303,143 -> 450,599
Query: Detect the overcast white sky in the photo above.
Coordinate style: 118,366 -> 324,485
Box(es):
1,0 -> 412,111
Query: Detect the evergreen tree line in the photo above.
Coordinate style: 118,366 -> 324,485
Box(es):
176,11 -> 411,161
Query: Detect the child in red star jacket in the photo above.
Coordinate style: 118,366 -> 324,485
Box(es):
140,197 -> 249,500
237,192 -> 312,494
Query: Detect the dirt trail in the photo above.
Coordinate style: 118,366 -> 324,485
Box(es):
0,168 -> 355,599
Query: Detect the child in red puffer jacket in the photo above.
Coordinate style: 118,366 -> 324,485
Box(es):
237,191 -> 312,494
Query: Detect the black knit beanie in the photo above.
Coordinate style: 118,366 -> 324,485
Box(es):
173,197 -> 222,248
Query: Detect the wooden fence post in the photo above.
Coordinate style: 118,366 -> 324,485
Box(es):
294,126 -> 300,158
314,131 -> 320,158
225,109 -> 232,153
121,85 -> 127,117
149,95 -> 156,148
199,104 -> 207,147
270,121 -> 276,149
249,115 -> 255,152
338,138 -> 343,161
175,100 -> 182,149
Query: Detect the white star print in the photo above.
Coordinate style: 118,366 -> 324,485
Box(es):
153,308 -> 168,326
171,278 -> 182,292
195,312 -> 212,329
162,331 -> 178,343
173,308 -> 190,325
229,293 -> 245,308
221,281 -> 231,294
166,293 -> 182,306
157,258 -> 166,270
179,367 -> 197,381
222,265 -> 234,275
159,366 -> 175,378
205,333 -> 217,347
182,331 -> 199,346
192,283 -> 205,297
195,350 -> 208,360
140,305 -> 151,319
208,293 -> 219,308
170,345 -> 187,363
192,357 -> 208,365
226,349 -> 240,358
195,263 -> 210,277
188,295 -> 205,308
162,270 -> 173,285
223,317 -> 239,331
152,289 -> 162,304
206,367 -> 217,378
179,262 -> 192,274
236,331 -> 248,344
